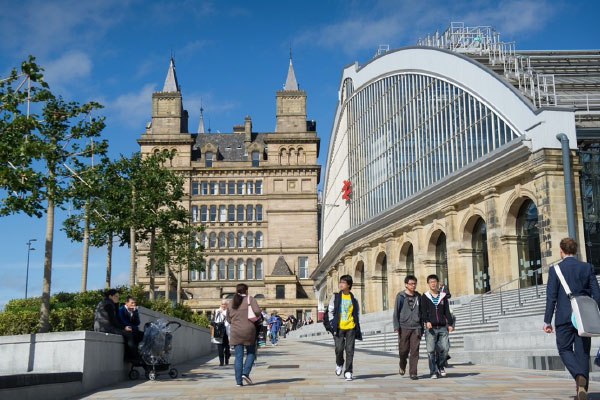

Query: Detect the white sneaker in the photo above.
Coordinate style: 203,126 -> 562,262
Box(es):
344,371 -> 353,381
431,373 -> 438,379
335,365 -> 343,376
439,368 -> 447,377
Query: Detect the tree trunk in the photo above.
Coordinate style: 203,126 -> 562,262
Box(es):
129,187 -> 136,286
149,229 -> 155,301
39,195 -> 55,333
105,232 -> 113,289
81,200 -> 90,292
176,265 -> 182,304
165,263 -> 170,303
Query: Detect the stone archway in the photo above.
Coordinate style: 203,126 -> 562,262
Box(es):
354,260 -> 366,314
374,251 -> 388,311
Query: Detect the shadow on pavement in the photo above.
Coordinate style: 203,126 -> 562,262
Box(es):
355,373 -> 398,380
252,378 -> 306,385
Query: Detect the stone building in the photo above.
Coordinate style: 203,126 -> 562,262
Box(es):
135,58 -> 321,321
314,23 -> 600,318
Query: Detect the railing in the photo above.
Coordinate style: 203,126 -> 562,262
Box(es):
555,93 -> 600,112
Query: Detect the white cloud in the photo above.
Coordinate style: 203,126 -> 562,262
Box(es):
108,83 -> 156,128
43,51 -> 93,89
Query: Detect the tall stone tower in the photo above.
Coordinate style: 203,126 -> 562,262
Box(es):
275,58 -> 307,133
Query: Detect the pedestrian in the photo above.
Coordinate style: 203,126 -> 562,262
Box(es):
118,295 -> 144,344
227,283 -> 261,387
211,299 -> 231,366
393,275 -> 422,380
439,281 -> 451,299
544,237 -> 600,400
268,311 -> 281,346
323,275 -> 363,381
421,274 -> 454,379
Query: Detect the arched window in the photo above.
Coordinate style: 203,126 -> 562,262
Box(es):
356,261 -> 365,314
199,265 -> 206,280
406,244 -> 414,276
218,259 -> 225,280
280,148 -> 287,165
246,231 -> 254,248
472,218 -> 490,294
219,205 -> 226,222
237,259 -> 244,280
256,231 -> 263,248
237,205 -> 244,221
237,232 -> 245,248
228,205 -> 235,222
227,259 -> 235,280
256,259 -> 263,279
246,259 -> 254,280
227,232 -> 235,248
436,233 -> 448,287
209,259 -> 216,280
190,269 -> 198,281
247,181 -> 254,195
191,206 -> 198,222
297,148 -> 304,164
209,232 -> 217,248
381,255 -> 388,310
218,232 -> 226,248
205,151 -> 213,167
199,232 -> 207,249
200,205 -> 207,222
256,205 -> 263,221
209,205 -> 217,222
246,205 -> 254,221
516,199 -> 542,287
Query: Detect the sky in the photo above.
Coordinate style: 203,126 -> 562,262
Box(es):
1,0 -> 599,310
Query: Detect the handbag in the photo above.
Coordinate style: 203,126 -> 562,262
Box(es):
247,296 -> 260,322
555,265 -> 600,337
211,311 -> 226,339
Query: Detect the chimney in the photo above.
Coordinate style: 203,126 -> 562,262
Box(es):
244,115 -> 252,143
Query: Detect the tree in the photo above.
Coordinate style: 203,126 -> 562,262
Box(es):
0,57 -> 107,333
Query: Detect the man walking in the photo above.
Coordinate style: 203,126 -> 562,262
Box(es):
393,275 -> 422,380
268,311 -> 281,346
324,275 -> 363,381
421,274 -> 453,379
544,238 -> 600,400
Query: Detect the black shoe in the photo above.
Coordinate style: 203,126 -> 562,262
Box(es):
219,362 -> 224,366
399,367 -> 405,376
225,356 -> 230,365
410,375 -> 418,380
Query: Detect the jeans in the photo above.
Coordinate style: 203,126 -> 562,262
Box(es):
425,327 -> 449,375
270,329 -> 278,344
334,328 -> 355,373
234,344 -> 256,385
398,328 -> 421,376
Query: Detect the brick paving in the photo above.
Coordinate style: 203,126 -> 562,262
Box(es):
78,337 -> 599,399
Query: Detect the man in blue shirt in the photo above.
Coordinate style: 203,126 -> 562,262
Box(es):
268,311 -> 281,346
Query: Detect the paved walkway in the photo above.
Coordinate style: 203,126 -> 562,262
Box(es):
79,338 -> 598,399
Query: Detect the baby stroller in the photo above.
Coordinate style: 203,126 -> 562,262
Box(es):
129,319 -> 181,381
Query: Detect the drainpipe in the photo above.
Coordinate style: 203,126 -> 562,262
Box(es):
556,133 -> 577,240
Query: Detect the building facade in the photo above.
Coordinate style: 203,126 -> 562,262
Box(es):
315,23 -> 600,318
136,58 -> 321,321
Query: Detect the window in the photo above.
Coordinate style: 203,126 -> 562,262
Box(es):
276,285 -> 285,299
252,151 -> 260,167
381,255 -> 388,310
435,233 -> 448,287
246,231 -> 254,248
210,181 -> 217,195
228,232 -> 235,248
406,244 -> 414,276
209,232 -> 217,248
227,259 -> 235,280
209,205 -> 217,222
237,259 -> 244,280
256,259 -> 263,279
246,205 -> 254,221
237,205 -> 244,221
209,259 -> 216,280
256,205 -> 263,221
237,232 -> 245,248
219,181 -> 226,195
219,205 -> 226,222
256,180 -> 262,195
256,231 -> 263,248
237,181 -> 244,195
191,206 -> 198,222
228,205 -> 235,222
200,205 -> 207,222
192,181 -> 199,195
516,199 -> 542,287
218,259 -> 225,280
246,259 -> 254,280
199,232 -> 206,248
199,266 -> 206,280
228,180 -> 235,194
205,151 -> 213,167
190,269 -> 198,281
206,311 -> 212,320
298,257 -> 308,279
218,232 -> 226,248
472,218 -> 490,294
247,181 -> 254,195
201,181 -> 208,195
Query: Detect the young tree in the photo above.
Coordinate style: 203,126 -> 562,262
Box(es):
0,57 -> 107,332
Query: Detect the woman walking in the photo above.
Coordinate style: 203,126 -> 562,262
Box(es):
211,299 -> 231,366
227,283 -> 261,386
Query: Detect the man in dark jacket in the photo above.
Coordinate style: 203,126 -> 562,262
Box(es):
94,289 -> 140,362
421,274 -> 454,379
544,238 -> 600,400
118,296 -> 144,343
393,275 -> 421,380
323,275 -> 363,382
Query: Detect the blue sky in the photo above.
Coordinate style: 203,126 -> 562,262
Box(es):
1,0 -> 599,310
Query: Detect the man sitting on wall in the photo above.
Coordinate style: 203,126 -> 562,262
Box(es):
118,296 -> 144,343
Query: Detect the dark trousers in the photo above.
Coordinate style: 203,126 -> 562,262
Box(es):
334,329 -> 355,373
217,333 -> 231,364
121,329 -> 143,361
398,328 -> 421,376
556,323 -> 591,387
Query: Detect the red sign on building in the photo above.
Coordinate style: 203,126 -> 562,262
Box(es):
342,180 -> 352,200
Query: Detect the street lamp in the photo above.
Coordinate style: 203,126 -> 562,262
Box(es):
25,239 -> 36,299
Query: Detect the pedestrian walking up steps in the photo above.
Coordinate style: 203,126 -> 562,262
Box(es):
292,276 -> 600,361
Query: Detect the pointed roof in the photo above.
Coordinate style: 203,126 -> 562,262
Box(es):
197,105 -> 205,134
163,58 -> 179,92
271,255 -> 293,276
283,58 -> 298,91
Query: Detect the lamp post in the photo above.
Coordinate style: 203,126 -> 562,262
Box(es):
25,239 -> 36,299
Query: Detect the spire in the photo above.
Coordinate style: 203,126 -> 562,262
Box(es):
197,101 -> 205,133
163,58 -> 179,92
283,54 -> 298,91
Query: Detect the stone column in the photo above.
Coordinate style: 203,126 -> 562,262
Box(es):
482,188 -> 502,290
443,206 -> 467,296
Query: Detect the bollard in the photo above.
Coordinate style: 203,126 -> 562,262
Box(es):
518,278 -> 522,306
481,294 -> 485,323
535,270 -> 539,298
500,286 -> 504,315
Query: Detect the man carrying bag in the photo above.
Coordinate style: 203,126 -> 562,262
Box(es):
544,237 -> 600,400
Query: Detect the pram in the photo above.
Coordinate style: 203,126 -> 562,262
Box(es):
128,319 -> 181,381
